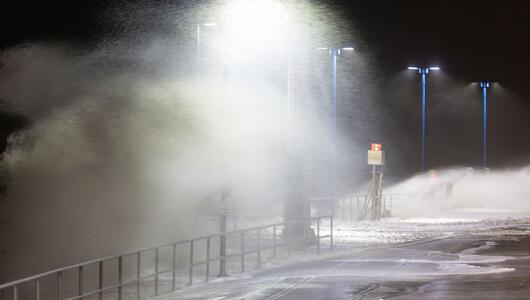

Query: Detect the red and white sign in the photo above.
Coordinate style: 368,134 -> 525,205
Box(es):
368,143 -> 384,165
371,143 -> 382,151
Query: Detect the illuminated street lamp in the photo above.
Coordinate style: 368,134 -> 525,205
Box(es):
407,66 -> 440,171
318,46 -> 354,217
479,81 -> 491,169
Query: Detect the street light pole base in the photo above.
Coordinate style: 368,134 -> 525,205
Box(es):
217,271 -> 228,277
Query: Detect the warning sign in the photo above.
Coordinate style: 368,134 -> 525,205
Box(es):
368,143 -> 384,165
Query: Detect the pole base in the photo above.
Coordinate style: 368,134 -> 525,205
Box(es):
217,271 -> 228,277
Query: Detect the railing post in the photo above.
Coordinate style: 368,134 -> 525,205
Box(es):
12,286 -> 17,300
316,218 -> 320,255
98,261 -> 103,300
357,196 -> 360,220
154,248 -> 159,295
272,225 -> 277,258
240,231 -> 245,273
288,223 -> 292,256
136,252 -> 141,300
218,231 -> 227,277
117,257 -> 123,300
36,280 -> 40,300
205,238 -> 211,282
188,241 -> 194,286
172,244 -> 177,290
350,196 -> 353,222
58,271 -> 63,300
302,219 -> 307,242
256,229 -> 261,268
342,197 -> 345,220
78,266 -> 83,300
330,217 -> 334,251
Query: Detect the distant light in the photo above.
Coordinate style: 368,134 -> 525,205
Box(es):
203,23 -> 217,26
407,67 -> 419,70
341,47 -> 354,51
317,47 -> 328,50
429,67 -> 440,70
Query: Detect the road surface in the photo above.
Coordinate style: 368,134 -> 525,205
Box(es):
161,223 -> 530,299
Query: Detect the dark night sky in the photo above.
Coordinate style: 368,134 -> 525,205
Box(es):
343,1 -> 530,89
0,0 -> 528,170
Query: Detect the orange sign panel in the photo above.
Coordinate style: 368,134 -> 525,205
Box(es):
370,143 -> 382,151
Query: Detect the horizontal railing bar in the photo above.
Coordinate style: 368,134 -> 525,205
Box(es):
149,237 -> 322,272
65,266 -> 188,300
310,193 -> 405,200
61,236 -> 329,300
0,215 -> 333,290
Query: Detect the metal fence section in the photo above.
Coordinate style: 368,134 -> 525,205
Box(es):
311,193 -> 408,221
0,215 -> 332,300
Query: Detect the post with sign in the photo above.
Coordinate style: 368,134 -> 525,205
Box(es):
367,143 -> 385,221
217,187 -> 230,277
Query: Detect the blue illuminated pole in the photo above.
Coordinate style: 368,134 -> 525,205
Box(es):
420,68 -> 427,172
331,48 -> 338,218
319,47 -> 353,217
480,82 -> 490,169
408,66 -> 439,171
331,48 -> 338,135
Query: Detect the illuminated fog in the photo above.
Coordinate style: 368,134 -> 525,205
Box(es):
0,0 -> 377,279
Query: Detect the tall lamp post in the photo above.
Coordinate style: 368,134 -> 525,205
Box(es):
479,81 -> 491,169
407,66 -> 440,171
318,47 -> 353,217
194,21 -> 229,277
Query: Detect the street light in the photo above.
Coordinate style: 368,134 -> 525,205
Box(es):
479,81 -> 491,169
407,66 -> 440,171
319,46 -> 354,217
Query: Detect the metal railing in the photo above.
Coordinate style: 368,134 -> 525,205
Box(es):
345,193 -> 406,221
310,193 -> 407,221
0,215 -> 332,300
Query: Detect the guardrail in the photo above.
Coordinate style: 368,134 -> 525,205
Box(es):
310,193 -> 408,221
0,215 -> 333,300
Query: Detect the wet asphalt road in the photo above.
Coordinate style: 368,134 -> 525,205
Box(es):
163,229 -> 530,299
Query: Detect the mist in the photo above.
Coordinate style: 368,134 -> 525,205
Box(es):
1,0 -> 528,288
388,167 -> 530,219
0,0 -> 380,281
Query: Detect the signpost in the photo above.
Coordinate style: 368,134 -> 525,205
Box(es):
367,143 -> 384,220
218,187 -> 230,277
